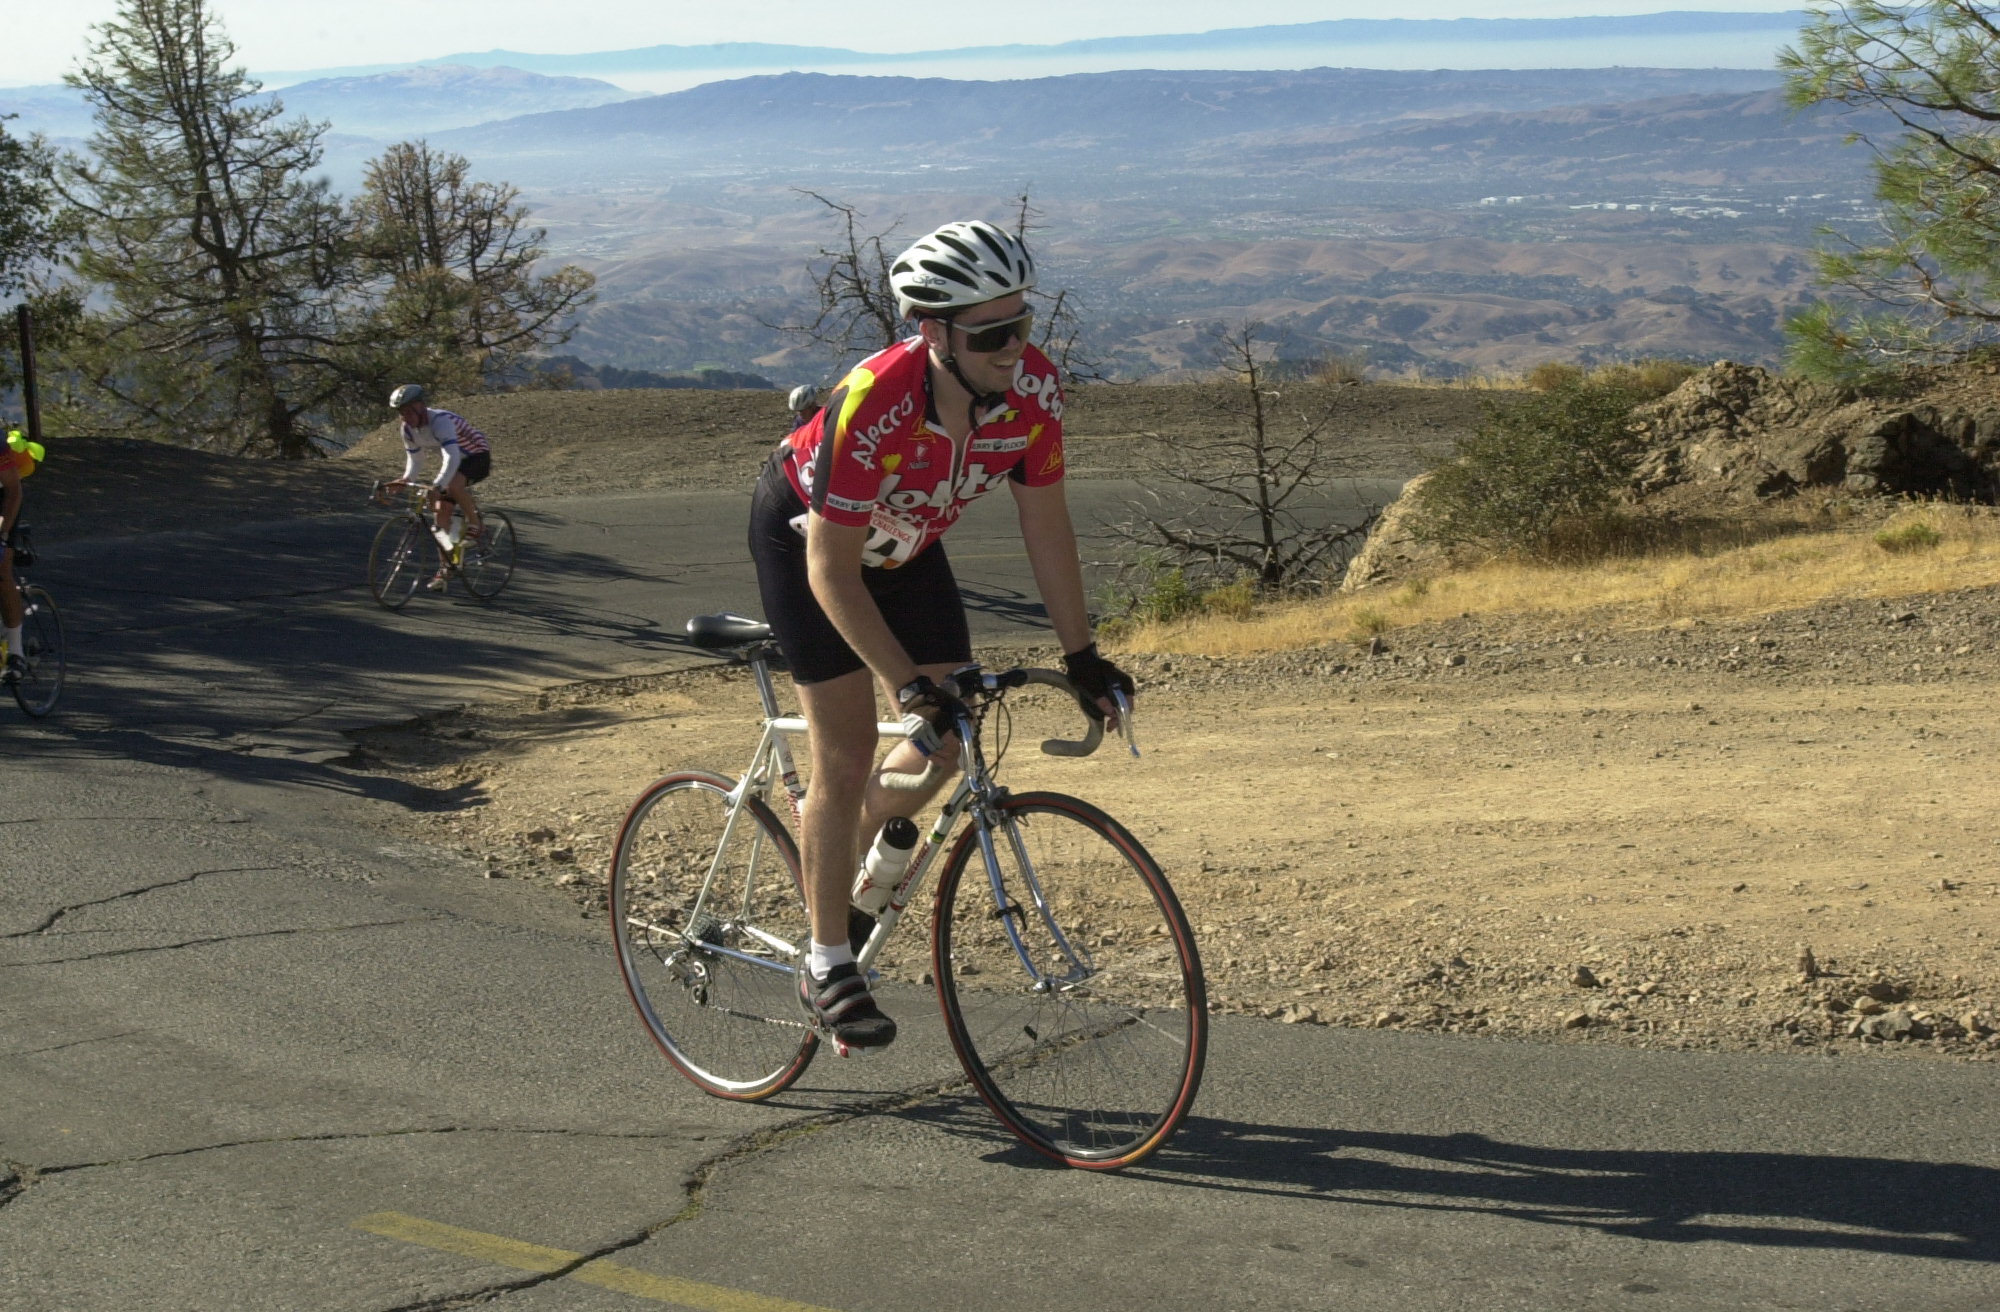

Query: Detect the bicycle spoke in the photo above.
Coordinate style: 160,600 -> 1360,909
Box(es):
11,585 -> 63,717
610,771 -> 817,1099
458,510 -> 515,600
934,792 -> 1206,1169
368,516 -> 430,610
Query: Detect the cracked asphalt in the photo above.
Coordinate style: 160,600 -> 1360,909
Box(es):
4,487 -> 1999,1311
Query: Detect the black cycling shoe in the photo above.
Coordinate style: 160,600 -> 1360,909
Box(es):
799,961 -> 897,1052
1,654 -> 23,685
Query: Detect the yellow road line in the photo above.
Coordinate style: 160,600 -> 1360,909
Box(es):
352,1211 -> 841,1311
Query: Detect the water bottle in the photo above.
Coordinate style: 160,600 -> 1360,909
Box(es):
851,816 -> 919,916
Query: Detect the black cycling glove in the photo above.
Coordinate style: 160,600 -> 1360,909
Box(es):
1061,643 -> 1135,719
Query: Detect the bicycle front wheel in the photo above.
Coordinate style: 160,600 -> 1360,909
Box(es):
368,516 -> 432,610
458,510 -> 515,601
933,791 -> 1206,1169
11,585 -> 64,717
610,770 -> 818,1099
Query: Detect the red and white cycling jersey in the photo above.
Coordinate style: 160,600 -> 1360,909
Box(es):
779,338 -> 1066,568
398,407 -> 490,487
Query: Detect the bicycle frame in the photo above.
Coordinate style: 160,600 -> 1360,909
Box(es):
694,649 -> 1091,990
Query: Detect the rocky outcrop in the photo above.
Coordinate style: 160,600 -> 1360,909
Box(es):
1625,361 -> 2000,502
1339,471 -> 1446,592
1340,359 -> 2000,592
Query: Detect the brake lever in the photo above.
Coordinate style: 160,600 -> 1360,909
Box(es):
1111,689 -> 1140,758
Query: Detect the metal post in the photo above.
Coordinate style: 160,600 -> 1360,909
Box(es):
15,304 -> 41,444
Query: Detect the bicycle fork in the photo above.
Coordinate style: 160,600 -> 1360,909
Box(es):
973,806 -> 1094,994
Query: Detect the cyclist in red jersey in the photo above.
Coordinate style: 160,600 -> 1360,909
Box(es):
748,220 -> 1135,1050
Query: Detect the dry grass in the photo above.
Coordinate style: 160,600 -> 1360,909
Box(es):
1400,369 -> 1530,391
1116,503 -> 2000,657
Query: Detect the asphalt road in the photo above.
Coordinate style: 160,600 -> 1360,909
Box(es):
3,484 -> 1996,1312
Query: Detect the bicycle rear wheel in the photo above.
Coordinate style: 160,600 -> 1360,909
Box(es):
933,791 -> 1206,1169
458,510 -> 515,601
610,770 -> 818,1099
11,585 -> 64,717
368,516 -> 432,610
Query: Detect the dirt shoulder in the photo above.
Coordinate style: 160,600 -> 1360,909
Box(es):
349,587 -> 2000,1063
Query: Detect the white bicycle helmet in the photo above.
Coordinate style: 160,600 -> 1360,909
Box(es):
889,220 -> 1036,319
388,383 -> 426,408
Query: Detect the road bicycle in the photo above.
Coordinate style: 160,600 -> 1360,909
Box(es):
609,612 -> 1206,1170
2,525 -> 64,718
367,482 -> 516,610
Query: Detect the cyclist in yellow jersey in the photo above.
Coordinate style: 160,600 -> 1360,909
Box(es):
0,430 -> 26,683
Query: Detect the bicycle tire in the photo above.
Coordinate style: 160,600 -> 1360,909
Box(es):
10,585 -> 64,717
368,516 -> 432,610
933,791 -> 1206,1169
457,509 -> 516,601
610,770 -> 819,1099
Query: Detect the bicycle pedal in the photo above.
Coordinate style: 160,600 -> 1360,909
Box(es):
827,1036 -> 887,1059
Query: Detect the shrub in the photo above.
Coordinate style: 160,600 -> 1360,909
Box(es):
1348,607 -> 1391,640
1408,375 -> 1651,558
1590,358 -> 1699,400
1199,578 -> 1257,619
1525,361 -> 1584,391
1103,562 -> 1261,630
1874,521 -> 1943,553
1309,354 -> 1368,386
1527,358 -> 1696,400
1128,567 -> 1201,625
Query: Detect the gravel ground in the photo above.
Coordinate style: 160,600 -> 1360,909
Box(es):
348,588 -> 2000,1065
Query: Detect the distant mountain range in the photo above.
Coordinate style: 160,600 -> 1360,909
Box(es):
426,66 -> 1864,194
258,12 -> 1809,80
275,66 -> 637,137
0,66 -> 636,142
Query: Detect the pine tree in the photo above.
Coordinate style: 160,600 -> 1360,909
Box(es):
1781,1 -> 2000,381
349,140 -> 594,402
56,0 -> 350,456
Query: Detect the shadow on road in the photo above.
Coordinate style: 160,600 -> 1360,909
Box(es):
956,580 -> 1052,633
8,723 -> 485,812
16,506 -> 715,813
904,1101 -> 1998,1262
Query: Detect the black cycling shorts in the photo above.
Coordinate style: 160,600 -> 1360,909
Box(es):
748,451 -> 970,685
458,451 -> 491,486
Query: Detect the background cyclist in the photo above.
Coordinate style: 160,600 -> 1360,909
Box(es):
377,384 -> 491,584
747,219 -> 1134,1051
0,428 -> 23,683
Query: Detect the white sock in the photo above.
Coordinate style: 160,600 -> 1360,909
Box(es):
809,938 -> 855,980
4,624 -> 20,656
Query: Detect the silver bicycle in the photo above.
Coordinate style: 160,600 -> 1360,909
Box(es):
609,612 -> 1206,1170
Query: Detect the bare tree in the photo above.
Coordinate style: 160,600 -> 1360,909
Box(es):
1008,189 -> 1105,383
1104,322 -> 1378,599
773,191 -> 905,367
776,188 -> 1103,383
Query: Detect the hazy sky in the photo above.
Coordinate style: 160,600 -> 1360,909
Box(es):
10,1 -> 1800,85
